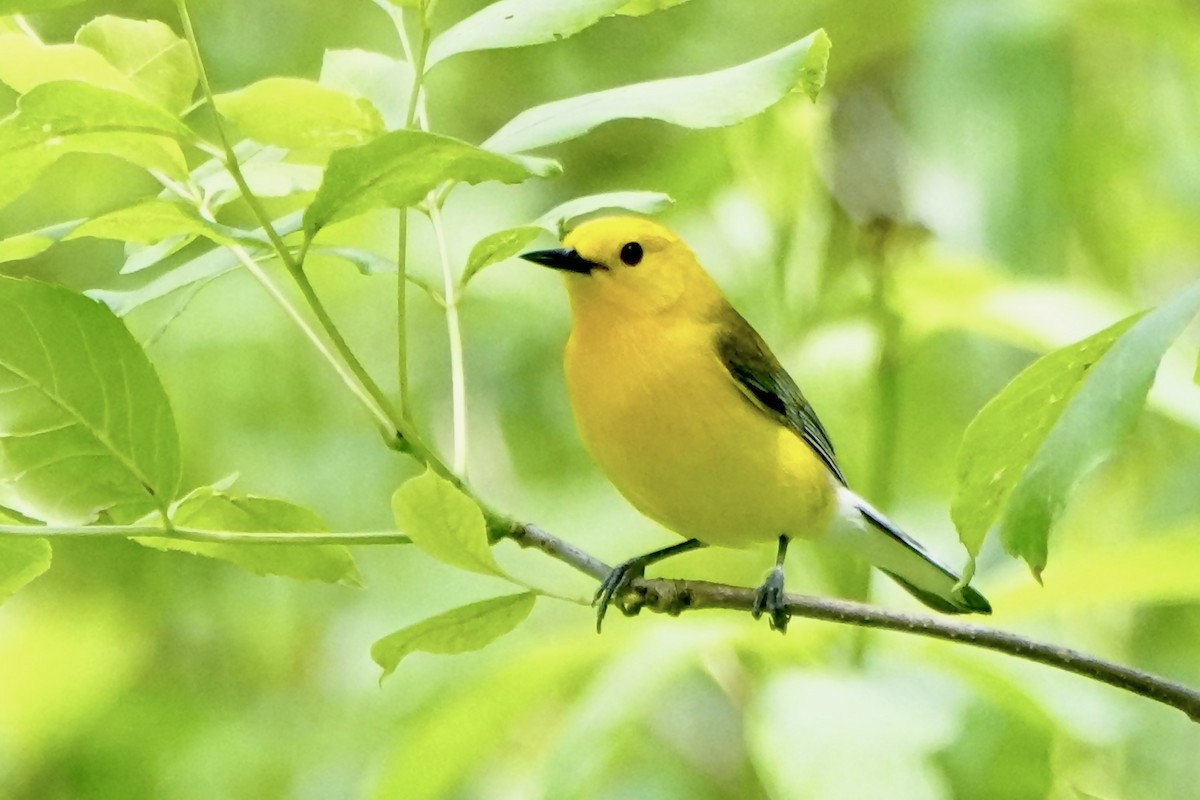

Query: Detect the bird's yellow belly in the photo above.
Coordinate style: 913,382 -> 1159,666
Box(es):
565,321 -> 836,548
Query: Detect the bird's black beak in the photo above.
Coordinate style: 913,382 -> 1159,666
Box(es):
519,247 -> 603,275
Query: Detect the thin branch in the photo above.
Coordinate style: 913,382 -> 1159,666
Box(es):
0,524 -> 410,545
504,522 -> 1200,723
429,204 -> 469,475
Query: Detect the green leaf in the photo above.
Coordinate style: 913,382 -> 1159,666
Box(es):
64,199 -> 238,247
303,129 -> 558,238
533,190 -> 674,236
391,467 -> 506,577
953,283 -> 1200,576
0,34 -> 135,95
0,81 -> 193,185
0,221 -> 87,266
461,226 -> 543,287
213,77 -> 385,152
616,0 -> 695,16
0,523 -> 52,605
370,592 -> 535,680
483,29 -> 831,153
75,16 -> 197,114
135,488 -> 361,586
0,276 -> 181,524
0,0 -> 82,12
952,314 -> 1140,560
427,0 -> 626,68
319,48 -> 413,130
0,148 -> 58,212
89,211 -> 306,315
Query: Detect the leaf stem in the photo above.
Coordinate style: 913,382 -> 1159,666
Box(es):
393,7 -> 431,421
176,0 -> 441,461
429,203 -> 469,474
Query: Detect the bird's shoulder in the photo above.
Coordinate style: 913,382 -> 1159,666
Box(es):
708,302 -> 847,485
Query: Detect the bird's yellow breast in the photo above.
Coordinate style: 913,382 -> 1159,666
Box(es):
564,313 -> 836,548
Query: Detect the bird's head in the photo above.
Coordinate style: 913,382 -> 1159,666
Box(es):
521,216 -> 714,321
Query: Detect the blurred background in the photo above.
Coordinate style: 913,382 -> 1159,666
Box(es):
2,0 -> 1200,797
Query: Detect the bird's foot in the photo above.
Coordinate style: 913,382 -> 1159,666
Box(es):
593,558 -> 648,633
751,566 -> 790,634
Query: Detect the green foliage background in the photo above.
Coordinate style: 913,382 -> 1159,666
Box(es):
2,0 -> 1200,798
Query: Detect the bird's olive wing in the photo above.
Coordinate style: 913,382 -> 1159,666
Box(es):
714,307 -> 847,485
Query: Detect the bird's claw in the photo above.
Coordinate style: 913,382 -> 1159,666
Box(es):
751,566 -> 790,633
593,559 -> 647,633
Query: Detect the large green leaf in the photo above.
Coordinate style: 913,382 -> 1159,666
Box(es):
75,16 -> 197,115
0,276 -> 181,524
64,199 -> 240,247
371,592 -> 536,680
954,283 -> 1200,576
136,489 -> 361,586
483,29 -> 830,153
214,77 -> 385,152
303,129 -> 558,238
0,80 -> 193,192
319,48 -> 413,131
0,511 -> 52,606
0,34 -> 134,95
391,467 -> 506,578
427,0 -> 625,68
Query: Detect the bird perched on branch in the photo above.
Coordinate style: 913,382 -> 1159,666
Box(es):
521,217 -> 989,632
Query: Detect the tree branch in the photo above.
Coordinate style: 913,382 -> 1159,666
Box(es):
505,522 -> 1200,723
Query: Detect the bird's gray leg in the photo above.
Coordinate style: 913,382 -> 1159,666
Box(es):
594,538 -> 705,633
752,535 -> 791,633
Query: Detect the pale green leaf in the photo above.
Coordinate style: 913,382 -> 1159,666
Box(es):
998,284 -> 1200,575
65,199 -> 235,247
0,233 -> 56,264
0,34 -> 135,95
0,148 -> 58,211
319,48 -> 412,130
0,523 -> 52,605
484,29 -> 831,153
89,211 -> 305,315
136,488 -> 361,586
428,0 -> 626,68
214,77 -> 385,152
0,217 -> 84,265
461,226 -> 542,287
371,592 -> 535,680
0,81 -> 193,181
533,190 -> 674,236
953,283 -> 1200,575
0,276 -> 181,524
616,0 -> 694,16
303,129 -> 558,238
391,467 -> 505,577
311,246 -> 394,275
952,314 -> 1141,559
75,16 -> 197,114
0,80 -> 195,149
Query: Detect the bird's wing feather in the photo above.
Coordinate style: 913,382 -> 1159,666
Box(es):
714,306 -> 847,485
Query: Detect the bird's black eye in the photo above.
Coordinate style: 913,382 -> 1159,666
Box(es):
619,242 -> 643,266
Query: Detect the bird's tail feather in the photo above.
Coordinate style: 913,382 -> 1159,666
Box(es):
829,488 -> 991,615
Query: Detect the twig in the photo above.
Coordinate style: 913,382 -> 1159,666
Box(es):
505,522 -> 1200,723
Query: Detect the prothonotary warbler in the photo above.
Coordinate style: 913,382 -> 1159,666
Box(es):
521,216 -> 990,632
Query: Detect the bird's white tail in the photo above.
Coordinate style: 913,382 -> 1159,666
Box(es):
827,488 -> 990,615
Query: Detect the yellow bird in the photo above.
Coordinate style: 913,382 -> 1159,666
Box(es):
521,216 -> 990,632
